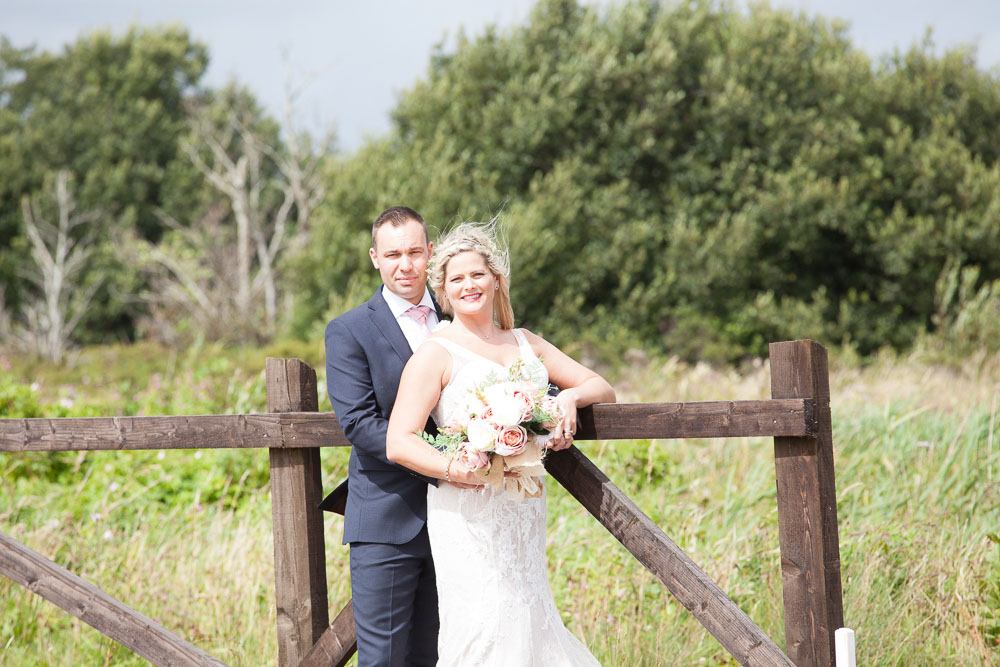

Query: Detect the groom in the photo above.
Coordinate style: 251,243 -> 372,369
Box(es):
321,206 -> 443,666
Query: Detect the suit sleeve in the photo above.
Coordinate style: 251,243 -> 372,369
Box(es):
325,316 -> 393,464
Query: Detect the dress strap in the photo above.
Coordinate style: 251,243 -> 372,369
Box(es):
511,328 -> 534,358
420,337 -> 471,386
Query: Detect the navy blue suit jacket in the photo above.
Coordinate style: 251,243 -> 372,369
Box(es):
325,287 -> 442,546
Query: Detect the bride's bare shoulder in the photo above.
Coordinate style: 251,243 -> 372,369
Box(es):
517,327 -> 540,340
411,337 -> 451,363
516,327 -> 551,353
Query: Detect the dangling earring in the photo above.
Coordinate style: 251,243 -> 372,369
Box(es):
495,283 -> 499,290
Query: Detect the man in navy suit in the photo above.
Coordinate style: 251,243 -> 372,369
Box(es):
323,206 -> 445,666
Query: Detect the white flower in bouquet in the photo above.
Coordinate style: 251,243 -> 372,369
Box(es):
483,382 -> 532,426
466,418 -> 498,452
459,392 -> 485,422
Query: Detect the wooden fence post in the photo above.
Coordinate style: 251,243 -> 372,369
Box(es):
266,358 -> 329,667
769,340 -> 844,666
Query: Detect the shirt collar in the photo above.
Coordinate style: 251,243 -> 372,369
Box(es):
381,285 -> 434,318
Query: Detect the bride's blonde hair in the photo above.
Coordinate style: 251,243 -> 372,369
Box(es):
429,220 -> 514,330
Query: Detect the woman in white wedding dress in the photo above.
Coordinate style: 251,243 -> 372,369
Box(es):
387,222 -> 616,666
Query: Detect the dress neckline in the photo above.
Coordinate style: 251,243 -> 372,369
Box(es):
428,329 -> 532,369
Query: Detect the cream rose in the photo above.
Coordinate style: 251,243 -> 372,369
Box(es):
494,424 -> 528,456
483,382 -> 527,426
466,418 -> 498,452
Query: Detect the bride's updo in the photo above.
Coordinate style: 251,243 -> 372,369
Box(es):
429,221 -> 514,330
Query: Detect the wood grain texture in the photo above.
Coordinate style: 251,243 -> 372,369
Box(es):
769,340 -> 844,667
0,531 -> 227,667
266,358 -> 330,667
298,600 -> 357,667
0,413 -> 350,451
546,447 -> 794,667
0,399 -> 811,452
576,399 -> 815,440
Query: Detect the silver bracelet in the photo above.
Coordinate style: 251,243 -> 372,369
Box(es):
445,458 -> 452,483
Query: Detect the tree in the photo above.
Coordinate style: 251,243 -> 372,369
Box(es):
0,27 -> 209,343
295,0 -> 1000,361
132,84 -> 327,343
11,170 -> 101,361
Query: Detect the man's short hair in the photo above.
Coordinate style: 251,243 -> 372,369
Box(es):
372,206 -> 428,249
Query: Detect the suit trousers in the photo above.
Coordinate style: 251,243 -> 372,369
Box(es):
349,525 -> 438,667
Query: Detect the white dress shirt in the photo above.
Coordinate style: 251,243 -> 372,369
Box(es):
381,285 -> 440,352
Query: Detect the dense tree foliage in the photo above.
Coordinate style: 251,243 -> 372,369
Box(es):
0,27 -> 209,343
0,28 -> 323,353
3,1 -> 1000,361
293,0 -> 1000,360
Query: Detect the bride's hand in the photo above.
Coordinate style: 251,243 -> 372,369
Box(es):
548,389 -> 578,451
446,460 -> 485,489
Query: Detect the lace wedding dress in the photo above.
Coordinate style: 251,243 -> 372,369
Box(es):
424,329 -> 600,666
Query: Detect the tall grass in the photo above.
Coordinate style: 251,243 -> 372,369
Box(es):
1,345 -> 998,665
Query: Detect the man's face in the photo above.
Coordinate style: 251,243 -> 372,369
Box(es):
370,218 -> 433,305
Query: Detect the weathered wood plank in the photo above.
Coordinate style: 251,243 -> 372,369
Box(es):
576,399 -> 815,440
266,358 -> 329,667
0,399 -> 812,452
0,531 -> 227,667
298,600 -> 357,667
770,340 -> 844,667
0,413 -> 350,451
545,447 -> 794,667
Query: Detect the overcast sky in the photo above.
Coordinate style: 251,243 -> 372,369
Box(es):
5,0 -> 1000,152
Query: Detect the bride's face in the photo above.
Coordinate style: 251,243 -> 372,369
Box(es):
444,250 -> 497,318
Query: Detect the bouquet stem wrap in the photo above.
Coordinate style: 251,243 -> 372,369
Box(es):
477,441 -> 547,502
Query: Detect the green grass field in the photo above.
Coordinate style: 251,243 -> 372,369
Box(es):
2,343 -> 998,665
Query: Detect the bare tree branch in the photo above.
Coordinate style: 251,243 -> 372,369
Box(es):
147,83 -> 326,342
15,169 -> 103,362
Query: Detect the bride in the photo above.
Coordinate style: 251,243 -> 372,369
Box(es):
386,222 -> 616,665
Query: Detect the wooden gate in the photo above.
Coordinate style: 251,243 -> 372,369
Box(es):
0,339 -> 842,666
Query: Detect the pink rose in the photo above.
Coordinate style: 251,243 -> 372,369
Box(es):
511,386 -> 538,422
459,446 -> 491,472
494,424 -> 528,456
538,396 -> 561,429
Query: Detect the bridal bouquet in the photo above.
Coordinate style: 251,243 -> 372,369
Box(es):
420,358 -> 562,501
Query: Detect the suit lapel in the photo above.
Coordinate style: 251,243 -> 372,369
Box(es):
368,288 -> 413,364
430,292 -> 447,323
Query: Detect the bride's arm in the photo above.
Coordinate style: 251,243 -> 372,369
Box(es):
520,328 -> 616,450
386,343 -> 482,486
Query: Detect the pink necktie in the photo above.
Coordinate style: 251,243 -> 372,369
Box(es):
404,305 -> 433,333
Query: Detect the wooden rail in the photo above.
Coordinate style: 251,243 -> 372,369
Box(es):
0,398 -> 813,451
545,446 -> 795,666
0,531 -> 226,667
0,339 -> 844,667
